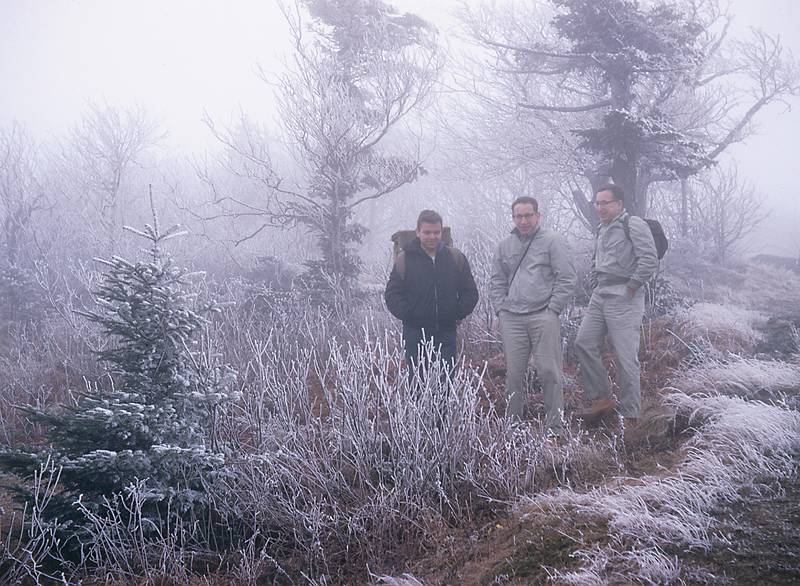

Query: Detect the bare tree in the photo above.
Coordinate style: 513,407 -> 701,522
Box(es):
649,163 -> 768,263
203,0 -> 441,290
690,167 -> 767,263
456,0 -> 799,227
0,123 -> 48,267
61,102 -> 160,253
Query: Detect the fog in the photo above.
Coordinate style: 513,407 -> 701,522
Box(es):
2,0 -> 799,260
3,3 -> 800,582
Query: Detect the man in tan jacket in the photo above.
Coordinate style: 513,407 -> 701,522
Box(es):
575,184 -> 658,425
490,196 -> 576,436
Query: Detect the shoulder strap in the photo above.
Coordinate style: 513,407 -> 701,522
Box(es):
621,212 -> 632,242
394,251 -> 406,280
592,222 -> 602,260
396,246 -> 466,280
448,246 -> 466,272
509,236 -> 535,288
594,214 -> 630,260
621,214 -> 661,274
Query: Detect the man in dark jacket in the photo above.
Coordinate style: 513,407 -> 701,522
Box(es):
385,210 -> 479,379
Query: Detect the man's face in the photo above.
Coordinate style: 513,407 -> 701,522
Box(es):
416,221 -> 443,254
594,189 -> 624,223
512,203 -> 540,236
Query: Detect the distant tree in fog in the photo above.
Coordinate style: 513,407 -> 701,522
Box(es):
60,102 -> 160,253
0,123 -> 50,324
0,123 -> 47,267
459,0 -> 799,230
205,0 -> 440,291
671,166 -> 767,263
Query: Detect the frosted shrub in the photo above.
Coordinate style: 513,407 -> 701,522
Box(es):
69,479 -> 198,583
214,273 -> 388,376
643,275 -> 690,319
0,209 -> 236,559
0,261 -> 108,446
539,392 -> 800,584
0,458 -> 66,584
676,302 -> 764,352
205,331 -> 608,580
670,356 -> 800,400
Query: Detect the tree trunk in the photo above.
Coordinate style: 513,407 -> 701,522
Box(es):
572,188 -> 599,234
680,177 -> 689,237
610,155 -> 641,215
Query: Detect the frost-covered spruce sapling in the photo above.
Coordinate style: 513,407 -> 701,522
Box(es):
0,198 -> 236,541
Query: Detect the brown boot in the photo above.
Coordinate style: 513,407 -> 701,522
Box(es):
576,397 -> 617,422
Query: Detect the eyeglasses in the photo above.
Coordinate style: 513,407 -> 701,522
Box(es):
513,213 -> 537,220
593,200 -> 618,207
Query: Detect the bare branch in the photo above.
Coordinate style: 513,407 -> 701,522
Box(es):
518,99 -> 612,112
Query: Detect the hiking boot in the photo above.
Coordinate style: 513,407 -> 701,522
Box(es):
576,397 -> 616,422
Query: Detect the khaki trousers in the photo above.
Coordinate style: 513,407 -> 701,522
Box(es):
574,289 -> 645,418
499,309 -> 564,434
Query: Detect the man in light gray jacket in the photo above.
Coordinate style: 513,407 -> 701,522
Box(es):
575,184 -> 658,425
490,196 -> 576,435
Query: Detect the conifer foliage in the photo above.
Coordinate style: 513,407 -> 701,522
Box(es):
0,200 -> 235,536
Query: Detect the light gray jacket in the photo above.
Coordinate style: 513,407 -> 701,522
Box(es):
490,226 -> 576,315
594,212 -> 658,292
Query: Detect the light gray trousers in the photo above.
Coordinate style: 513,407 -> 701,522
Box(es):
499,309 -> 564,434
574,289 -> 645,418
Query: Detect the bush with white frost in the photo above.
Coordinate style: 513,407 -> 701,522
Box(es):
199,328 -> 619,579
0,210 -> 236,559
676,302 -> 764,352
670,356 -> 800,400
533,393 -> 800,584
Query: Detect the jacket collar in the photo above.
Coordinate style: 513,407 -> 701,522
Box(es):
512,225 -> 541,240
605,211 -> 627,226
405,237 -> 444,256
597,211 -> 629,232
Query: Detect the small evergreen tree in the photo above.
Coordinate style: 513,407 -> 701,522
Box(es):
0,200 -> 236,547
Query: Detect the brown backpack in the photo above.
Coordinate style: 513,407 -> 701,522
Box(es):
390,227 -> 465,278
394,246 -> 466,279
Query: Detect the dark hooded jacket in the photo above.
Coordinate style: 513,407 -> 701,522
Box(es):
384,238 -> 479,331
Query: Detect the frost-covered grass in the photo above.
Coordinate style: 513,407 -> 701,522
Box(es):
529,393 -> 800,584
675,302 -> 765,353
666,253 -> 800,314
371,574 -> 425,586
670,356 -> 800,400
3,254 -> 798,584
203,330 -> 619,580
0,459 -> 64,584
0,310 -> 104,447
1,289 -> 625,584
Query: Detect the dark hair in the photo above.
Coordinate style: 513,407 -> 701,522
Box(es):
416,209 -> 443,229
511,196 -> 539,213
595,183 -> 624,203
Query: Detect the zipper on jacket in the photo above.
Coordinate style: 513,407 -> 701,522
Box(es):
432,254 -> 439,331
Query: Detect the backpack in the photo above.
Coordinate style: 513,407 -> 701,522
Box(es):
394,246 -> 466,279
621,214 -> 669,260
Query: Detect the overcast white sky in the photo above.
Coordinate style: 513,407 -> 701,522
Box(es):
1,0 -> 798,255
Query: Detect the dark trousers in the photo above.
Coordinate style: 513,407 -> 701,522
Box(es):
402,324 -> 457,382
